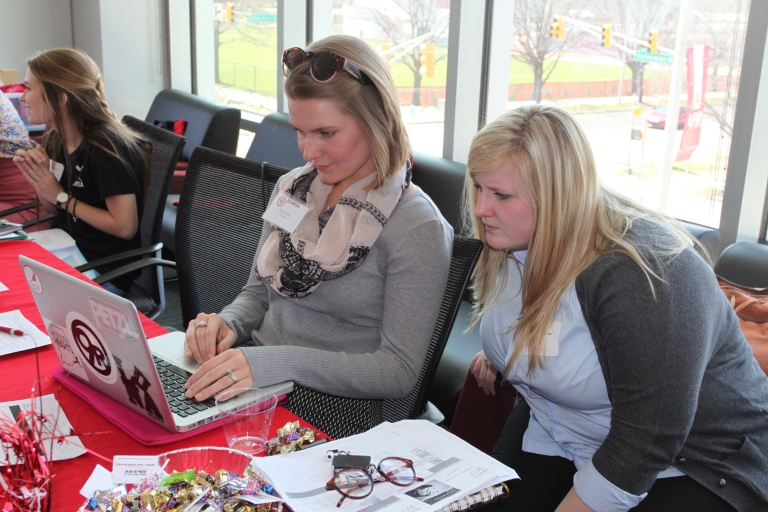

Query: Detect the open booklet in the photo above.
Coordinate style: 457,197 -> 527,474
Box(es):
251,420 -> 519,512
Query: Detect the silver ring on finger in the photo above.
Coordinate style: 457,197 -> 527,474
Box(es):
196,321 -> 208,329
226,369 -> 237,383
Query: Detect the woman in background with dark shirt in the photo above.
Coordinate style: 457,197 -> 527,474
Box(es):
13,48 -> 150,295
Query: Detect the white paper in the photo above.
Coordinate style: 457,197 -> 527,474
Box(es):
0,394 -> 86,465
251,420 -> 518,512
0,282 -> 8,292
80,464 -> 114,499
28,228 -> 77,259
50,160 -> 65,181
262,191 -> 310,234
0,309 -> 51,356
112,455 -> 162,484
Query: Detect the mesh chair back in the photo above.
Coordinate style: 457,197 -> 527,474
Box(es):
382,235 -> 483,422
175,147 -> 291,325
285,235 -> 483,438
122,115 -> 185,303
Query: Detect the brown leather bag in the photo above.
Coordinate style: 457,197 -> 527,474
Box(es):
718,277 -> 768,376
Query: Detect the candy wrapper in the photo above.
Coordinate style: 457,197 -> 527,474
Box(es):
267,421 -> 317,455
77,462 -> 283,512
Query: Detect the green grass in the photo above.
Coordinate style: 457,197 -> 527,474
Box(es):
215,27 -> 671,97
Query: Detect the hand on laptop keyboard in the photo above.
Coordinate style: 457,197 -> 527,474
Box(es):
184,312 -> 236,364
183,347 -> 254,402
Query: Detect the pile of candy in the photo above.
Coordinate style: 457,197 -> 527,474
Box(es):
267,421 -> 317,455
79,465 -> 283,512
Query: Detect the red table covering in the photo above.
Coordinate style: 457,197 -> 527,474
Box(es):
0,240 -> 323,511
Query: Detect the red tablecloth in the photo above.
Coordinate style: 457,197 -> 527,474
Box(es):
0,240 -> 323,511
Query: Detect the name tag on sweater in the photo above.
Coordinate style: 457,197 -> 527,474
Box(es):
262,191 -> 309,234
520,321 -> 561,356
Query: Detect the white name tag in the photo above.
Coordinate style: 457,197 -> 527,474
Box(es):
49,160 -> 64,181
261,191 -> 310,234
112,455 -> 163,484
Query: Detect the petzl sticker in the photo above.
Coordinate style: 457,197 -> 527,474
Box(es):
48,322 -> 89,382
87,295 -> 140,342
24,266 -> 43,294
66,312 -> 117,384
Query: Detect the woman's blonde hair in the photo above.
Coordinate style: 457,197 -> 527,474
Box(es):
27,48 -> 150,198
462,105 -> 694,376
284,35 -> 411,189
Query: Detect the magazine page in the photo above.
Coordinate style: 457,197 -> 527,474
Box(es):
252,420 -> 518,512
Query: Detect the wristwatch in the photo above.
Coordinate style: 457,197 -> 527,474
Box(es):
55,192 -> 71,210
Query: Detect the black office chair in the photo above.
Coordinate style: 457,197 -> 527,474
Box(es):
77,115 -> 185,319
715,241 -> 768,289
174,147 -> 292,324
285,235 -> 484,438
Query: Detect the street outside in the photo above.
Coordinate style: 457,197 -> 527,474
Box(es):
403,97 -> 726,229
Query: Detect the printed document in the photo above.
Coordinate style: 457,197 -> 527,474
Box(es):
252,420 -> 518,512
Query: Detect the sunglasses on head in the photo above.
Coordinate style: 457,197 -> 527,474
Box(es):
282,47 -> 373,86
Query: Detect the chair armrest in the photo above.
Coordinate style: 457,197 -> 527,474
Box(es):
93,257 -> 176,285
21,213 -> 56,229
76,243 -> 164,272
0,202 -> 37,218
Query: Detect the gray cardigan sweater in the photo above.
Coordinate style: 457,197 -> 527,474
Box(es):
575,227 -> 768,511
219,187 -> 453,400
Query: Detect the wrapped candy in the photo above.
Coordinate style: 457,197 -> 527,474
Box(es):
268,422 -> 318,455
78,463 -> 282,512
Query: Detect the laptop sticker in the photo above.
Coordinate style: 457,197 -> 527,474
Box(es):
66,312 -> 117,384
113,355 -> 164,423
87,295 -> 139,342
48,322 -> 89,382
23,265 -> 43,294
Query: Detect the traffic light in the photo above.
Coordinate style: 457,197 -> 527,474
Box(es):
225,2 -> 235,24
419,42 -> 435,78
378,44 -> 391,66
601,24 -> 612,48
550,17 -> 565,40
648,29 -> 659,54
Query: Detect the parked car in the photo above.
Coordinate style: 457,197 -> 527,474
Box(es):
646,106 -> 687,130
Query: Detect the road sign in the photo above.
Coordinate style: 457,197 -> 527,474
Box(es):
250,13 -> 277,22
634,50 -> 673,65
631,129 -> 643,140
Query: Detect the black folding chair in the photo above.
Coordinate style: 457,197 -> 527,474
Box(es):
174,147 -> 291,324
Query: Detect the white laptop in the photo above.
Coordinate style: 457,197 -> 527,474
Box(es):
19,255 -> 294,433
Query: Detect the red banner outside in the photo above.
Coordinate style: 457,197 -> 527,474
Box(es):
676,44 -> 710,162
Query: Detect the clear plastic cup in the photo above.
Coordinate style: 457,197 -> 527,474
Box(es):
215,388 -> 278,455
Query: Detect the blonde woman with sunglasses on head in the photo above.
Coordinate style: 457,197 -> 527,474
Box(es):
463,106 -> 768,512
184,35 -> 453,407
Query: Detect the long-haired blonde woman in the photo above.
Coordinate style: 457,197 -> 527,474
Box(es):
464,105 -> 768,511
183,35 -> 452,407
13,48 -> 150,295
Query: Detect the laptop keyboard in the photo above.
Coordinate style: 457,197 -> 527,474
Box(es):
153,356 -> 216,418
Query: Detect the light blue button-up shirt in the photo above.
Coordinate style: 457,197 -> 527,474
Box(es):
481,251 -> 682,511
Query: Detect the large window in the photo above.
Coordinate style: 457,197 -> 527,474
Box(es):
333,0 -> 450,157
504,0 -> 750,228
214,0 -> 279,115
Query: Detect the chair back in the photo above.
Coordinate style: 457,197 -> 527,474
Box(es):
175,147 -> 291,325
122,115 -> 185,312
245,111 -> 306,169
382,235 -> 483,422
285,235 -> 483,438
715,241 -> 768,288
145,89 -> 240,161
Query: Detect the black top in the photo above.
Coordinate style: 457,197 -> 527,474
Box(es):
51,132 -> 144,291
